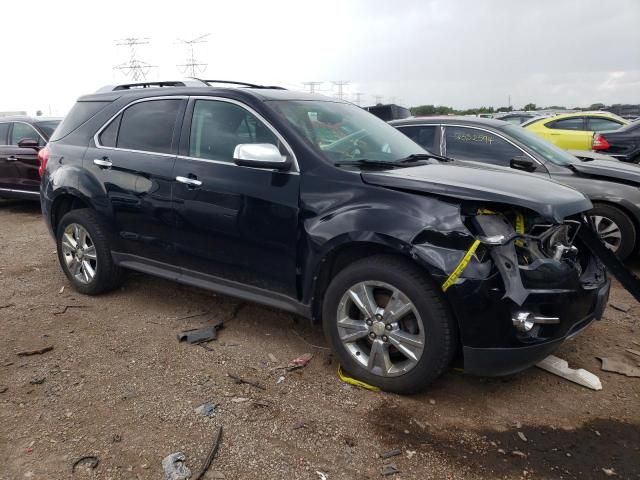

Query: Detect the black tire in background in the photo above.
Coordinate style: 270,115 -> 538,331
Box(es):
590,203 -> 636,261
56,208 -> 123,295
322,254 -> 457,394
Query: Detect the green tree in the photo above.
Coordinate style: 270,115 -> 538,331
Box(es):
523,103 -> 537,111
36,110 -> 43,116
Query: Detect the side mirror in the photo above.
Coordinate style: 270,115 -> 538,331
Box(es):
510,156 -> 536,172
18,138 -> 40,150
233,143 -> 290,170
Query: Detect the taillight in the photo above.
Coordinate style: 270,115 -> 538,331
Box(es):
37,145 -> 50,177
592,134 -> 610,151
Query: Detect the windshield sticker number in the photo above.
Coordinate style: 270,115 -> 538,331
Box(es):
454,132 -> 494,145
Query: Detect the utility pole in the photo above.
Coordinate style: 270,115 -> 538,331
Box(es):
353,92 -> 364,105
373,95 -> 384,105
333,81 -> 350,100
508,94 -> 511,110
303,82 -> 323,94
114,37 -> 155,81
177,33 -> 210,77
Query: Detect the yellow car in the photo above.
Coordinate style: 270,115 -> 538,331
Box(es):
524,112 -> 628,150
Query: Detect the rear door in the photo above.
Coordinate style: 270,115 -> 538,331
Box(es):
172,97 -> 300,297
83,97 -> 187,264
0,122 -> 12,190
545,117 -> 590,150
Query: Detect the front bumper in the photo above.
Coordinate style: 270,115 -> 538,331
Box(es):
444,273 -> 610,377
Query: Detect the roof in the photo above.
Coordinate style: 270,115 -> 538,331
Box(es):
536,111 -> 629,123
390,115 -> 510,128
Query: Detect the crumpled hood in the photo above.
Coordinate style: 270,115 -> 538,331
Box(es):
361,163 -> 592,223
570,159 -> 640,185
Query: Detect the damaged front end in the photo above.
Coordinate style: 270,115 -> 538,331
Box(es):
425,206 -> 611,376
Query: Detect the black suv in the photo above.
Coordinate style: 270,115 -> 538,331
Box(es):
41,80 -> 610,393
0,116 -> 60,199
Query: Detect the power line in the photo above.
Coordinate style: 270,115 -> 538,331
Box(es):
177,33 -> 210,77
333,81 -> 350,100
303,82 -> 323,94
113,37 -> 156,81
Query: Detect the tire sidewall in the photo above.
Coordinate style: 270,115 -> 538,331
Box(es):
589,204 -> 636,261
322,258 -> 454,393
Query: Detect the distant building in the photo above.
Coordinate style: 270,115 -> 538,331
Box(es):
603,104 -> 640,120
0,111 -> 27,117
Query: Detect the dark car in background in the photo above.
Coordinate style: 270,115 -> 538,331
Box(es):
392,116 -> 640,260
592,120 -> 640,163
0,116 -> 61,200
364,103 -> 411,121
493,112 -> 539,124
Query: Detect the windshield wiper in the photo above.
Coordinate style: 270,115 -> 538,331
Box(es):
334,159 -> 404,169
399,153 -> 454,163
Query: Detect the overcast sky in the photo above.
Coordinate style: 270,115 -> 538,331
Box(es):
1,0 -> 638,115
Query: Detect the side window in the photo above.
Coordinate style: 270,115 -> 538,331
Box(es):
398,126 -> 437,151
0,123 -> 9,145
548,118 -> 585,131
115,99 -> 181,154
11,123 -> 42,145
588,117 -> 623,132
445,126 -> 522,167
99,114 -> 121,148
189,100 -> 280,162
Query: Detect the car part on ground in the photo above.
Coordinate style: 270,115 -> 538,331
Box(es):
41,82 -> 621,393
392,116 -> 640,260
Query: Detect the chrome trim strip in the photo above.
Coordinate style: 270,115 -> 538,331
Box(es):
0,187 -> 39,195
175,154 -> 300,175
93,95 -> 300,172
0,120 -> 47,144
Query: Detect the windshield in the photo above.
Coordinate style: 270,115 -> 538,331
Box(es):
35,120 -> 61,139
502,124 -> 578,166
268,100 -> 425,164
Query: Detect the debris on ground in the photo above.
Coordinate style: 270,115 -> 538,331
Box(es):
276,376 -> 285,385
517,432 -> 527,442
337,365 -> 380,391
511,450 -> 527,458
192,425 -> 223,480
0,303 -> 15,309
111,434 -> 122,443
58,286 -> 64,294
536,355 -> 602,390
162,452 -> 191,480
231,397 -> 249,403
293,421 -> 306,430
177,323 -> 223,344
406,450 -> 416,459
29,377 -> 45,385
17,345 -> 54,357
0,386 -> 7,393
381,449 -> 402,459
53,305 -> 90,316
315,471 -> 327,480
287,353 -> 313,370
609,302 -> 630,313
602,467 -> 617,476
598,357 -> 640,377
227,373 -> 266,390
267,353 -> 278,363
382,464 -> 399,476
626,348 -> 640,358
195,403 -> 217,417
71,455 -> 99,473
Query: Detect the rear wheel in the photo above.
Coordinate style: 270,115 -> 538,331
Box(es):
589,203 -> 636,261
56,209 -> 123,295
322,255 -> 456,394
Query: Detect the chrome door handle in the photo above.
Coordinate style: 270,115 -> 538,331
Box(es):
93,158 -> 113,168
6,156 -> 17,162
176,176 -> 202,187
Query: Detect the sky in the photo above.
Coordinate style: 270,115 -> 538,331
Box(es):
1,0 -> 638,116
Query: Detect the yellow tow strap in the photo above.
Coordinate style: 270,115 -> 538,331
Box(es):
337,365 -> 380,391
441,239 -> 481,292
515,212 -> 525,247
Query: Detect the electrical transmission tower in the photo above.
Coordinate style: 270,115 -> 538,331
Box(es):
333,81 -> 350,100
177,33 -> 210,77
114,37 -> 155,81
353,92 -> 364,105
373,95 -> 384,105
303,81 -> 323,94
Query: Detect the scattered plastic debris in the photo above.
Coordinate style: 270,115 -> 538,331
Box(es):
177,323 -> 223,344
337,365 -> 380,391
288,353 -> 313,370
536,355 -> 602,390
276,376 -> 285,385
511,450 -> 527,458
195,403 -> 217,417
382,464 -> 399,476
598,357 -> 640,377
381,449 -> 402,459
192,426 -> 223,480
17,345 -> 54,357
406,450 -> 416,459
315,471 -> 327,480
602,467 -> 616,476
71,455 -> 99,473
227,373 -> 265,390
609,302 -> 630,313
162,452 -> 191,480
231,397 -> 249,403
517,431 -> 527,442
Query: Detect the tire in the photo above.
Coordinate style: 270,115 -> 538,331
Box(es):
56,208 -> 123,295
589,203 -> 636,261
322,254 -> 457,394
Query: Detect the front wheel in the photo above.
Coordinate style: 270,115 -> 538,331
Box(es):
322,255 -> 457,394
590,204 -> 636,261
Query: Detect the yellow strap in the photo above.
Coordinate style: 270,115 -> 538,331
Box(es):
337,365 -> 380,391
441,239 -> 481,292
515,212 -> 525,247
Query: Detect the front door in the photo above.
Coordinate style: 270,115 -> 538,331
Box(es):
172,98 -> 300,297
83,97 -> 187,264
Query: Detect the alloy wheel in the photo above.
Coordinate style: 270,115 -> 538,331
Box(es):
336,281 -> 425,377
591,215 -> 622,252
61,223 -> 98,284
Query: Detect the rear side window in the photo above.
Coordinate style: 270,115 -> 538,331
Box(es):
0,123 -> 9,145
99,114 -> 121,147
116,100 -> 181,154
445,126 -> 522,167
35,120 -> 61,139
588,117 -> 623,132
397,126 -> 437,151
548,117 -> 585,131
11,123 -> 44,146
50,101 -> 111,141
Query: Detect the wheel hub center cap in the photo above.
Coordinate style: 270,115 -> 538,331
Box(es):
372,321 -> 386,336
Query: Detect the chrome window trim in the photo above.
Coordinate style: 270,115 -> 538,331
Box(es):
94,95 -> 300,172
0,121 -> 47,145
175,154 -> 299,175
0,187 -> 39,195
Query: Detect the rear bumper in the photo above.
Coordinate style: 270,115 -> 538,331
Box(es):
459,277 -> 610,376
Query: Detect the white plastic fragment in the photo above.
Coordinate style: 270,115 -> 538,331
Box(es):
162,452 -> 191,480
536,355 -> 602,390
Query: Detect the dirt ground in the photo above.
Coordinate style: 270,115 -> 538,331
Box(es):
0,200 -> 639,480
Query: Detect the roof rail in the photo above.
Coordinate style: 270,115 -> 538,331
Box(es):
190,78 -> 287,90
95,79 -> 208,93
